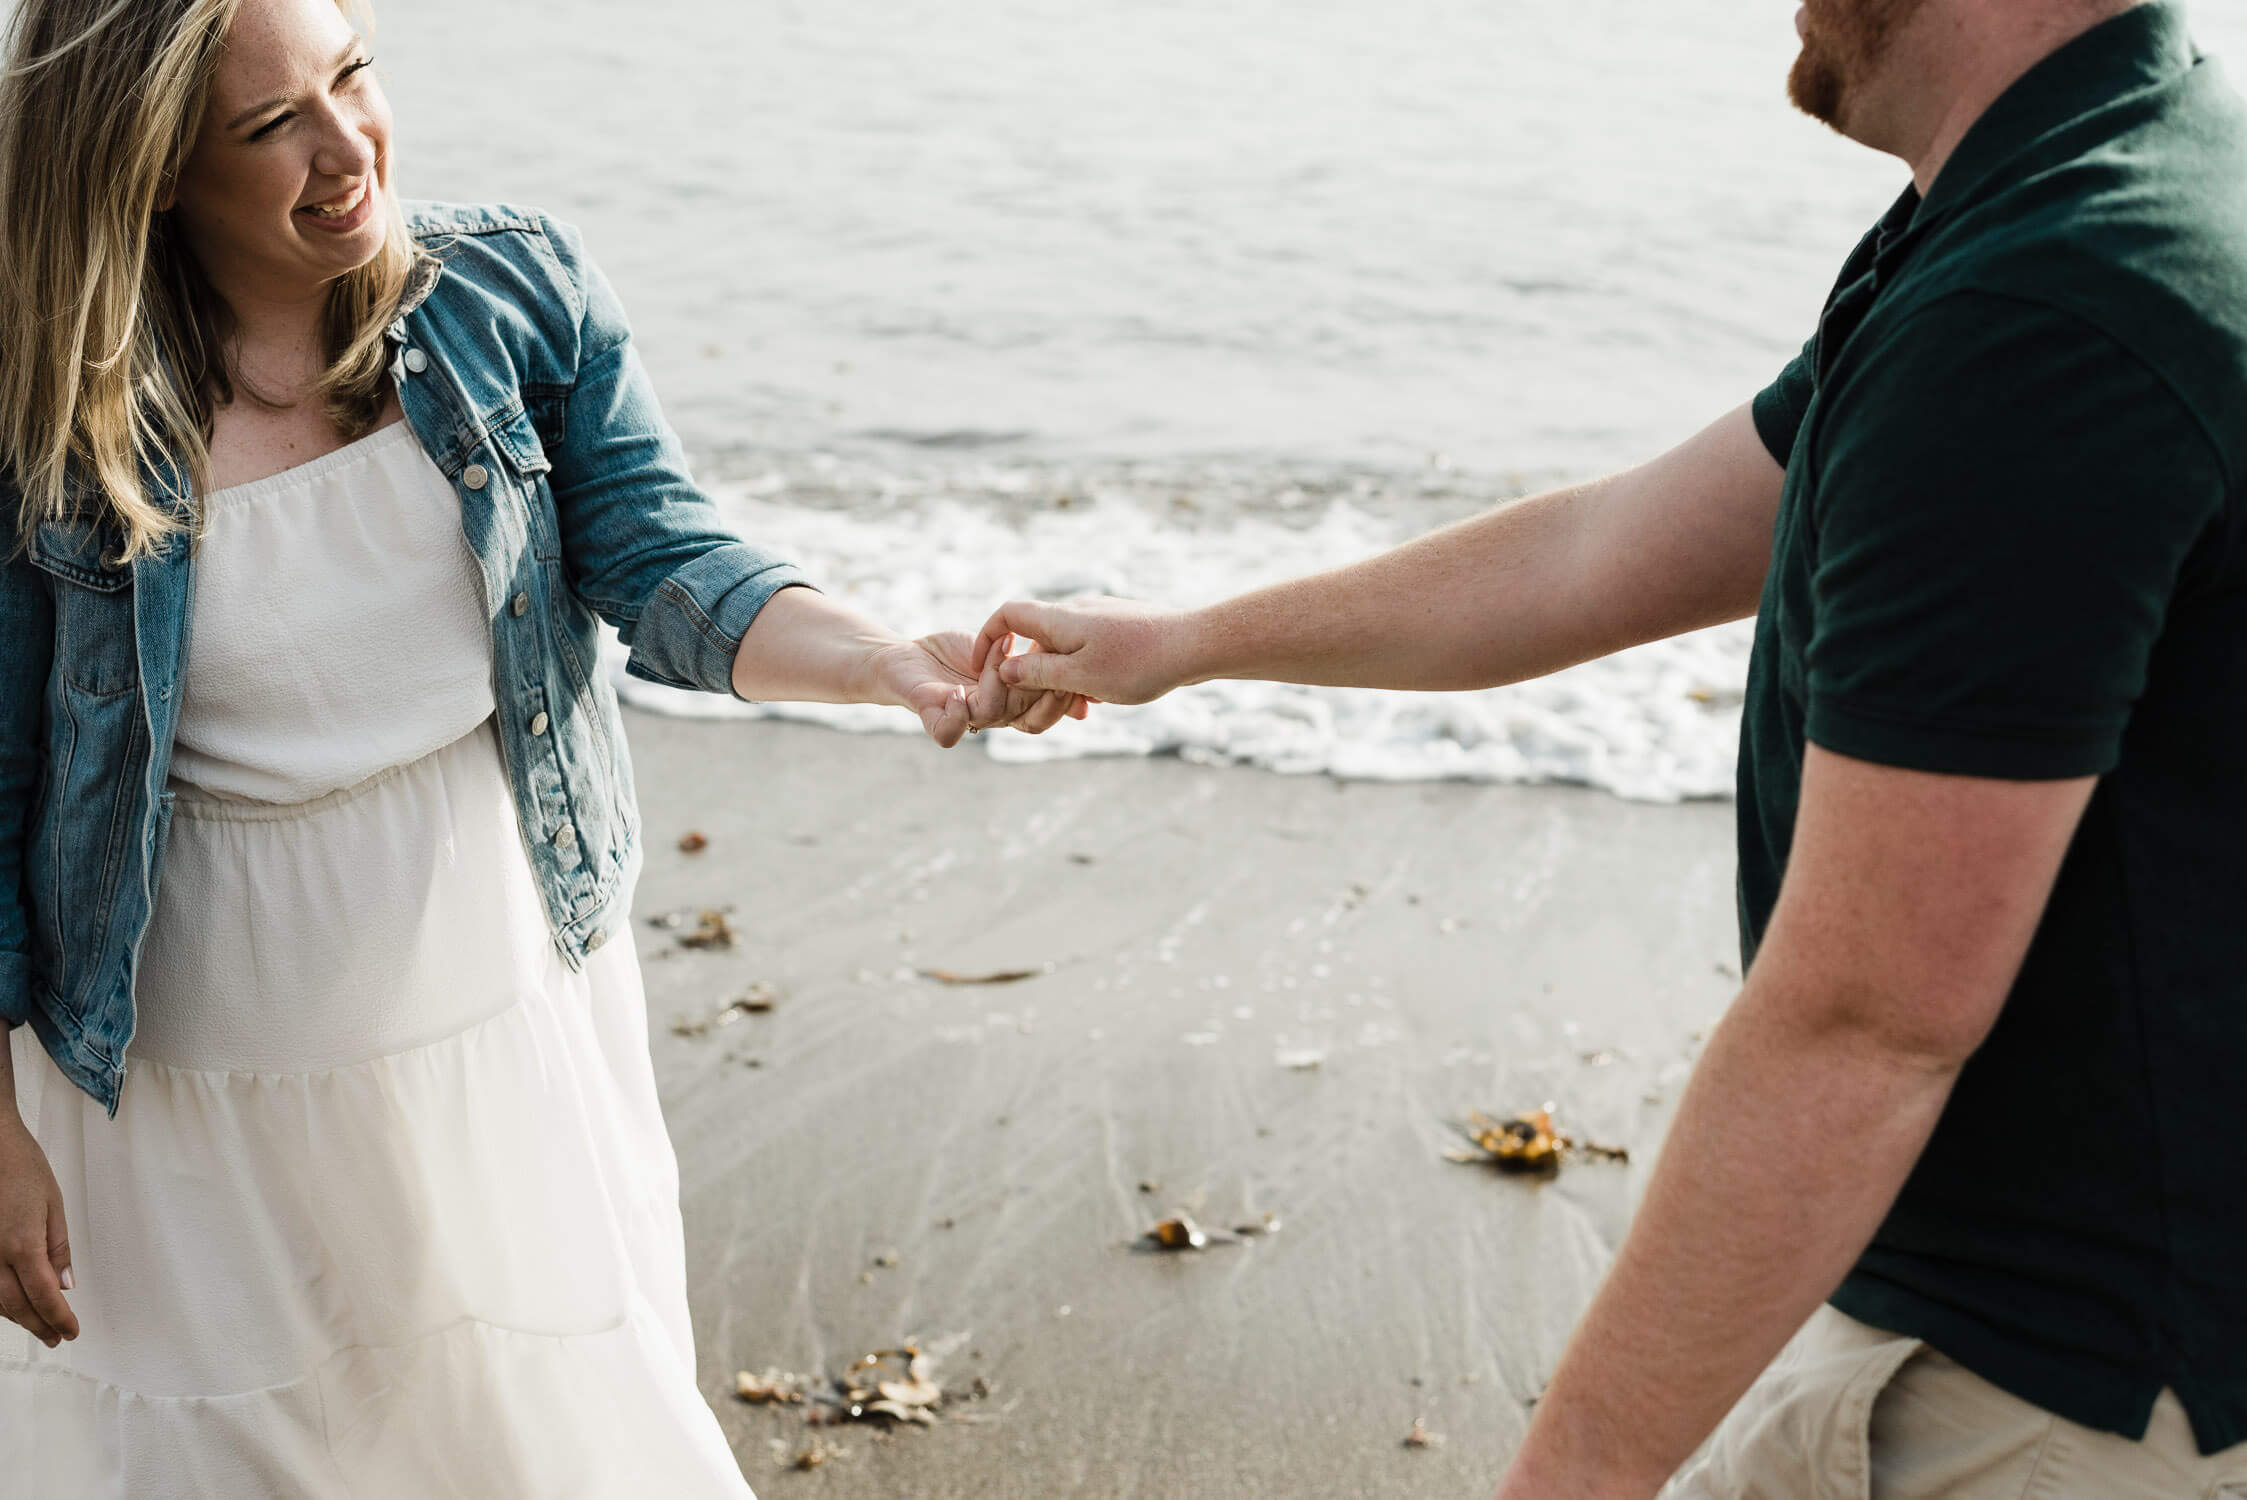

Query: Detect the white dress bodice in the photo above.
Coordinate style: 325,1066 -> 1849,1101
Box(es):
168,419 -> 494,805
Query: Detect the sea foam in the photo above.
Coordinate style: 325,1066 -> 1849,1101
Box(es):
605,473 -> 1750,805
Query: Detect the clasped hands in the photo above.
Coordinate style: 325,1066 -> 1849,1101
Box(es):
886,596 -> 1192,747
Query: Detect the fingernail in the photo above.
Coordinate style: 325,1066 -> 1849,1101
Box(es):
1001,662 -> 1019,684
59,1268 -> 72,1290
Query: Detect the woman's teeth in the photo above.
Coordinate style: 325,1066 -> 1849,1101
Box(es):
302,184 -> 366,218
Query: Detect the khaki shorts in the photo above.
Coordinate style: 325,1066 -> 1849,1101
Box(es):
1664,1305 -> 2247,1500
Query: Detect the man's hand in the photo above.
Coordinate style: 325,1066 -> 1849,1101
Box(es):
872,629 -> 1088,748
970,597 -> 1201,705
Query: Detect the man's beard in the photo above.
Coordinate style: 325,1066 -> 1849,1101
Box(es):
1787,0 -> 1929,130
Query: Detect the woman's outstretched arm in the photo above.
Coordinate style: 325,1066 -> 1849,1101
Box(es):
729,585 -> 1079,747
520,215 -> 1077,744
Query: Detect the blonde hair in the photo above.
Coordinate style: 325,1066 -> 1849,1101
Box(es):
0,0 -> 431,561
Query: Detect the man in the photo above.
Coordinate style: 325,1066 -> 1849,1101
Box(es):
973,1 -> 2247,1493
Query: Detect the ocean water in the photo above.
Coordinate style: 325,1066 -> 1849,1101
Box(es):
372,0 -> 2247,800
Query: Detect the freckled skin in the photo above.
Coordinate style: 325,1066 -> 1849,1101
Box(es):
170,0 -> 392,301
166,0 -> 399,490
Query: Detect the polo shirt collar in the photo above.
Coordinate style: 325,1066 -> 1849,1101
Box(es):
1918,2 -> 2197,226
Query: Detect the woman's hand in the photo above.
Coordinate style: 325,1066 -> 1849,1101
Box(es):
730,588 -> 1087,746
0,1113 -> 76,1349
872,630 -> 1088,748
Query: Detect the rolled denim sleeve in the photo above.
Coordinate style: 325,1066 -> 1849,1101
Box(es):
540,215 -> 815,697
0,537 -> 51,1028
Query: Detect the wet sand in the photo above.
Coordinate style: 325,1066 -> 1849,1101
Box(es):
624,710 -> 1740,1497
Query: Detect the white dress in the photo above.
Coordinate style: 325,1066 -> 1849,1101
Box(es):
0,422 -> 757,1498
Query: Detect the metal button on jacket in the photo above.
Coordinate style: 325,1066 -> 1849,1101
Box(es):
401,347 -> 429,374
510,591 -> 530,617
585,928 -> 608,952
553,823 -> 577,848
529,711 -> 550,736
462,463 -> 490,490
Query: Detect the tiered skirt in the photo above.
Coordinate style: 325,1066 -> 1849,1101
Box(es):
0,722 -> 755,1497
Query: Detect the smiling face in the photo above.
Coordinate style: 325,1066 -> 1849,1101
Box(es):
1788,0 -> 1934,134
167,0 -> 392,301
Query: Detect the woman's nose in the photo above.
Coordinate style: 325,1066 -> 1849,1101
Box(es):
311,117 -> 379,183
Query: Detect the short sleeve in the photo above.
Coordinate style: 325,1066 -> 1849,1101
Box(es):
1752,335 -> 1819,466
1803,293 -> 2226,780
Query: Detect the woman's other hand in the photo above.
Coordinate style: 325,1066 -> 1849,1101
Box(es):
0,1111 -> 76,1349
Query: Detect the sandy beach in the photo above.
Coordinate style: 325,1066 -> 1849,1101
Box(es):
625,710 -> 1740,1497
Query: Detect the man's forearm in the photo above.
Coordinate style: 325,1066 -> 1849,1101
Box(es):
1180,404 -> 1781,694
1493,977 -> 1961,1500
978,405 -> 1778,704
1179,481 -> 1612,692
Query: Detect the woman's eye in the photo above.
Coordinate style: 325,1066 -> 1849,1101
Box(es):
245,59 -> 370,141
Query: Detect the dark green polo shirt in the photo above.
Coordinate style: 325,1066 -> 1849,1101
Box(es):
1742,3 -> 2247,1453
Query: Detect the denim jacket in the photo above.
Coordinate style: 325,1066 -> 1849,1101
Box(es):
0,202 -> 810,1115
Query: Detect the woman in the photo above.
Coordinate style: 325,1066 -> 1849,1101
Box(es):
0,0 -> 1077,1490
